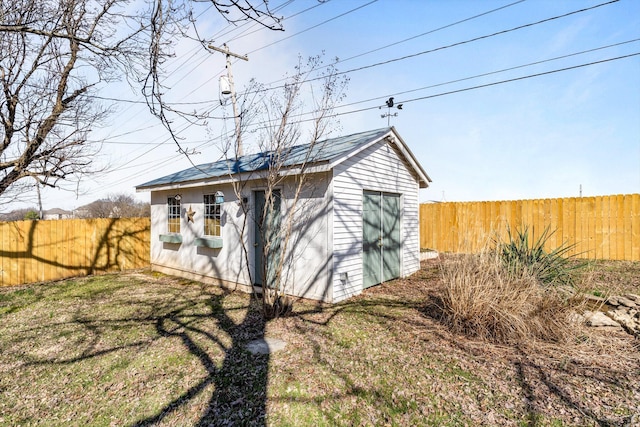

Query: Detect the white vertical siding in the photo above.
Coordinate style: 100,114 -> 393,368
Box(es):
332,140 -> 421,302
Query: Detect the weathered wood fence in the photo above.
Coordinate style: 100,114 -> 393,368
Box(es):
0,217 -> 150,287
420,194 -> 640,261
2,195 -> 639,287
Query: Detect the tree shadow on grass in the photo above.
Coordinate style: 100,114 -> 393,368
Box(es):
2,275 -> 271,426
128,286 -> 270,427
419,287 -> 637,426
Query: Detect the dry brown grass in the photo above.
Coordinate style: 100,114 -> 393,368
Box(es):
437,252 -> 579,344
0,261 -> 638,426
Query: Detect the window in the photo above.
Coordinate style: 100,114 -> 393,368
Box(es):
167,197 -> 181,233
204,194 -> 222,237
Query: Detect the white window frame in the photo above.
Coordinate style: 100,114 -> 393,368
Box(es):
167,197 -> 181,234
203,193 -> 222,237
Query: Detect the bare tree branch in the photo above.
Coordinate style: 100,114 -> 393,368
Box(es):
0,0 -> 282,204
226,55 -> 348,318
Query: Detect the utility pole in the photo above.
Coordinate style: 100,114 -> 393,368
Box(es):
35,180 -> 43,219
208,43 -> 248,159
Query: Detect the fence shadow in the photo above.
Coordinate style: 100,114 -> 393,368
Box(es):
0,218 -> 150,286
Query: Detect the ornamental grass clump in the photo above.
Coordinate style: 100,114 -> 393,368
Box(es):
439,251 -> 576,344
496,226 -> 584,287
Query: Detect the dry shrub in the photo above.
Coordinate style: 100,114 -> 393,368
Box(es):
439,252 -> 575,344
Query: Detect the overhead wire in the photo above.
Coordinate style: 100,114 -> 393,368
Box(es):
31,0 -> 530,110
331,0 -> 526,66
272,52 -> 640,126
101,49 -> 640,188
155,0 -> 530,112
173,0 -> 371,107
325,38 -> 640,113
11,0 -> 627,147
89,38 -> 640,145
239,0 -> 622,94
244,0 -> 378,55
70,0 -> 632,190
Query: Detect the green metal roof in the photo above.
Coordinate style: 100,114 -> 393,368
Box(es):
136,127 -> 429,190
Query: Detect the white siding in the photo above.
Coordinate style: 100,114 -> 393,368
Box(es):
276,174 -> 332,301
332,140 -> 421,302
149,174 -> 333,301
150,185 -> 252,286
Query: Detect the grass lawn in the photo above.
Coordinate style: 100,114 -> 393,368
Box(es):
0,260 -> 638,426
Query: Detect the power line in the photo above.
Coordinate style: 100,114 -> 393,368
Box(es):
396,53 -> 640,107
45,0 -> 548,128
94,50 -> 639,193
97,37 -> 640,145
13,36 -> 638,151
233,0 -> 620,98
109,50 -> 640,184
249,52 -> 640,129
245,0 -> 379,56
177,0 -> 380,105
328,38 -> 640,113
19,0 -> 531,109
323,0 -> 527,66
283,0 -> 624,89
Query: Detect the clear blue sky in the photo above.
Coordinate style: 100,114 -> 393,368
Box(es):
19,0 -> 640,211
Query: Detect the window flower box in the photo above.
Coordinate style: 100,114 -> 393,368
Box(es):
159,234 -> 182,244
194,237 -> 223,249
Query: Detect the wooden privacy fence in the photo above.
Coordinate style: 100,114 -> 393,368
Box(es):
420,194 -> 640,261
0,217 -> 150,287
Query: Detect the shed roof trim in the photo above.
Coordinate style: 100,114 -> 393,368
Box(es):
136,127 -> 430,191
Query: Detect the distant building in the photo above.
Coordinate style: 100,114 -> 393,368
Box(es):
42,208 -> 73,220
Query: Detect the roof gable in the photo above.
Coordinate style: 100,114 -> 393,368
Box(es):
136,127 -> 430,190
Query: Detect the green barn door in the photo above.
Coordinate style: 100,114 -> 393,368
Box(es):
363,191 -> 382,288
363,191 -> 401,289
254,190 -> 281,287
382,194 -> 401,282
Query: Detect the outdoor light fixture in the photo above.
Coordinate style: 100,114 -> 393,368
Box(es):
214,191 -> 224,204
174,194 -> 182,201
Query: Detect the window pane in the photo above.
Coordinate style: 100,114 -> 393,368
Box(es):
168,197 -> 180,233
203,194 -> 222,237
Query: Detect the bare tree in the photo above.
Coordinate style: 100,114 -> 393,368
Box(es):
0,207 -> 38,221
227,55 -> 348,318
77,192 -> 149,218
109,193 -> 150,217
0,0 -> 282,208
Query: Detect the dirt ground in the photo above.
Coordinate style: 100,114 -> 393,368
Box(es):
348,258 -> 640,426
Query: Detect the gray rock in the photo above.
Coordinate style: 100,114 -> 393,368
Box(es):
624,293 -> 640,303
584,311 -> 622,328
245,338 -> 287,355
583,293 -> 606,304
607,310 -> 639,332
606,296 -> 621,306
616,296 -> 638,308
